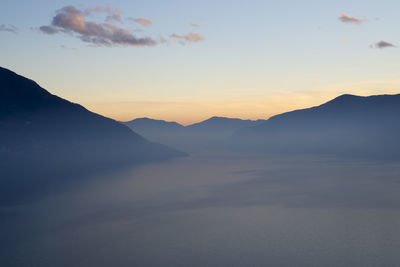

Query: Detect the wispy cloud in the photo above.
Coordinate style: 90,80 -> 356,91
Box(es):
374,40 -> 396,49
191,23 -> 200,27
84,6 -> 123,22
129,17 -> 152,27
40,6 -> 156,47
170,32 -> 205,45
39,25 -> 58,35
0,24 -> 18,33
339,13 -> 364,24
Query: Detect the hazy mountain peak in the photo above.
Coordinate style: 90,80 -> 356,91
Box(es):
234,93 -> 400,158
324,93 -> 400,106
124,117 -> 184,128
188,116 -> 262,127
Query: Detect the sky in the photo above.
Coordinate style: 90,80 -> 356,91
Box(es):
1,0 -> 399,124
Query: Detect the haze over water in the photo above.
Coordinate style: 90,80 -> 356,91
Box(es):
1,1 -> 400,266
2,151 -> 400,267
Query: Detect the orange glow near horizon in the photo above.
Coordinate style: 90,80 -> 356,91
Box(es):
82,86 -> 400,125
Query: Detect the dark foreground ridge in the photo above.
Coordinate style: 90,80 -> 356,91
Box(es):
234,93 -> 400,158
0,67 -> 186,203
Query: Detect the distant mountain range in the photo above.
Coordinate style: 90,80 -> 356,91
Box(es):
185,117 -> 266,133
124,94 -> 400,158
234,94 -> 400,158
123,116 -> 265,151
0,67 -> 186,169
3,64 -> 398,166
124,118 -> 185,135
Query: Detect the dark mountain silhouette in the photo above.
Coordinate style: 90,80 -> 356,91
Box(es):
0,67 -> 186,167
123,116 -> 265,152
234,94 -> 400,158
0,67 -> 188,204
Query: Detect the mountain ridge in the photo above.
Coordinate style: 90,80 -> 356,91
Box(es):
0,66 -> 186,166
122,116 -> 266,151
233,93 -> 400,158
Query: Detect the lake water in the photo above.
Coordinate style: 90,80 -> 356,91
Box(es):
1,152 -> 400,266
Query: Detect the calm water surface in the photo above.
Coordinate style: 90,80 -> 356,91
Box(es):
1,152 -> 400,266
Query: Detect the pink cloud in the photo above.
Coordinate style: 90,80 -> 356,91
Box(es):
84,6 -> 123,22
170,32 -> 205,45
339,13 -> 364,24
40,6 -> 156,47
130,18 -> 152,27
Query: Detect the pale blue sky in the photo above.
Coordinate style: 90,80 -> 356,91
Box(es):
1,0 -> 399,123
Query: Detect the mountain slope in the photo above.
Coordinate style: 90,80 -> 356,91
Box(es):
0,67 -> 186,167
234,94 -> 400,157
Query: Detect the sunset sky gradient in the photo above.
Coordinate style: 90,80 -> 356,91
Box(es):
1,0 -> 399,124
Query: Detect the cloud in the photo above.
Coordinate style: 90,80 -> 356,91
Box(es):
129,18 -> 152,27
84,6 -> 123,22
39,5 -> 205,47
40,6 -> 156,47
39,25 -> 58,34
374,40 -> 396,49
191,23 -> 200,27
338,13 -> 364,24
0,24 -> 18,33
170,32 -> 205,45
